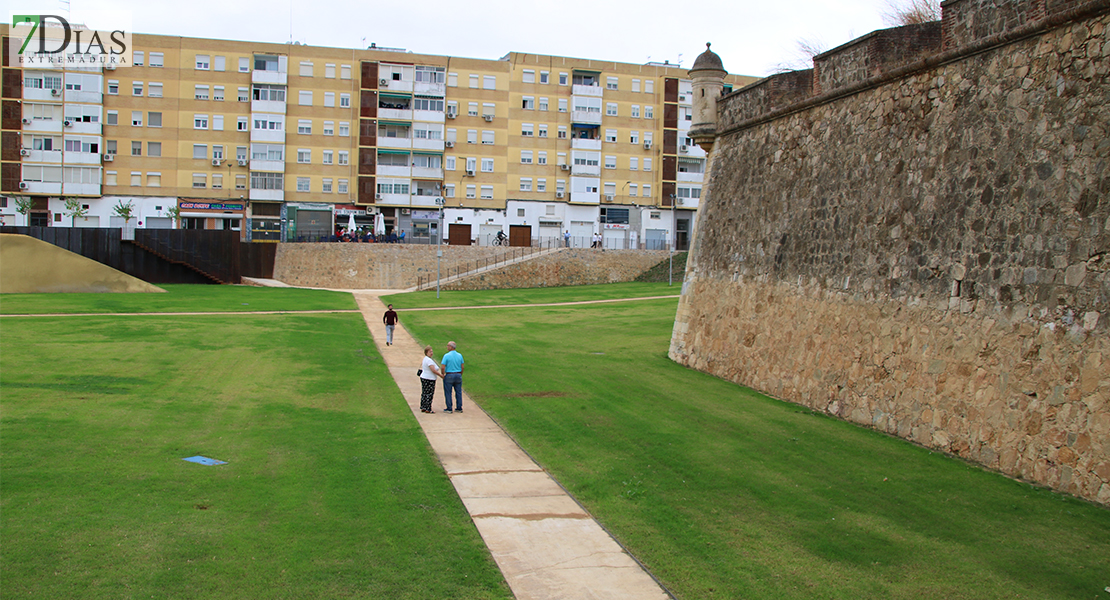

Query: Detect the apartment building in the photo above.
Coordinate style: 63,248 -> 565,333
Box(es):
1,28 -> 756,248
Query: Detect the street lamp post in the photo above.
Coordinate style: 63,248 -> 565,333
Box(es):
436,197 -> 445,298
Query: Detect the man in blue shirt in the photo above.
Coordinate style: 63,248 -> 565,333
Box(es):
441,341 -> 465,413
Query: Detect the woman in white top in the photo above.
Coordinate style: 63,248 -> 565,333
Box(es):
419,345 -> 444,413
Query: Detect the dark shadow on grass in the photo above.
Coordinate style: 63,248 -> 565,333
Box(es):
2,375 -> 147,394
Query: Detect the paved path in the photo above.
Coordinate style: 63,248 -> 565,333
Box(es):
352,291 -> 671,600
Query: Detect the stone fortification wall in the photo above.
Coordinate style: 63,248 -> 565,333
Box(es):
274,244 -> 514,289
672,2 -> 1110,503
441,250 -> 669,291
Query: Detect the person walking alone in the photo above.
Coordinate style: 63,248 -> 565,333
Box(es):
419,345 -> 444,413
441,341 -> 465,413
383,304 -> 398,346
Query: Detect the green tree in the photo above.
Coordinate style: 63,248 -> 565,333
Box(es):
63,198 -> 89,227
14,197 -> 33,225
166,205 -> 181,228
112,200 -> 135,223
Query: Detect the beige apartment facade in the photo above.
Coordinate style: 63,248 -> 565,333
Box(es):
1,27 -> 756,247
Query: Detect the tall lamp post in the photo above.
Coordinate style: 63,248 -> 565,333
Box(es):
669,194 -> 677,286
436,196 -> 445,298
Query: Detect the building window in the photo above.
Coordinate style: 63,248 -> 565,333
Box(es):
194,114 -> 208,130
632,79 -> 641,92
340,93 -> 351,108
558,126 -> 567,139
644,158 -> 652,171
299,62 -> 314,77
338,122 -> 350,136
481,185 -> 493,199
539,97 -> 548,111
631,105 -> 640,118
322,178 -> 333,193
212,174 -> 223,189
149,82 -> 163,98
558,98 -> 568,113
444,184 -> 455,197
522,69 -> 535,83
538,151 -> 547,165
466,184 -> 476,199
630,157 -> 638,170
482,130 -> 495,145
325,64 -> 336,78
106,111 -> 118,125
297,177 -> 310,192
520,178 -> 532,192
196,55 -> 210,70
445,156 -> 456,171
239,57 -> 250,72
193,144 -> 207,159
193,173 -> 207,188
107,80 -> 119,95
521,123 -> 534,137
469,74 -> 479,89
645,80 -> 654,93
629,184 -> 637,196
338,179 -> 349,194
338,151 -> 349,165
481,158 -> 494,173
605,156 -> 616,169
605,129 -> 617,143
540,71 -> 549,84
323,121 -> 334,136
298,120 -> 312,134
298,149 -> 311,163
214,56 -> 226,71
150,52 -> 164,67
131,111 -> 142,126
538,124 -> 548,138
131,141 -> 142,156
322,150 -> 333,164
148,112 -> 162,127
520,151 -> 533,164
340,65 -> 352,79
213,115 -> 224,131
630,131 -> 639,144
559,72 -> 568,85
299,91 -> 313,106
645,106 -> 654,119
213,86 -> 224,101
607,76 -> 618,90
643,184 -> 651,197
131,172 -> 141,186
195,85 -> 209,100
251,172 -> 284,190
606,103 -> 618,116
537,179 -> 546,192
483,75 -> 496,90
522,96 -> 534,110
132,82 -> 143,96
238,116 -> 249,131
133,51 -> 144,66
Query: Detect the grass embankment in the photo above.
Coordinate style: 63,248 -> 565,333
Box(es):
382,281 -> 680,310
0,284 -> 357,315
634,251 -> 688,283
1,287 -> 510,599
400,295 -> 1110,600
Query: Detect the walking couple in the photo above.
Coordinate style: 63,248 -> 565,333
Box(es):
419,341 -> 465,414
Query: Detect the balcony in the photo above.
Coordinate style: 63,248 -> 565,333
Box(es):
570,191 -> 600,205
375,192 -> 410,205
571,110 -> 602,125
22,149 -> 62,163
413,109 -> 445,123
249,188 -> 284,201
378,136 -> 412,150
20,181 -> 62,194
572,84 -> 603,97
63,182 -> 101,195
377,164 -> 411,178
66,90 -> 102,104
677,171 -> 704,183
20,119 -> 63,134
250,128 -> 285,144
251,99 -> 286,114
571,164 -> 600,177
65,121 -> 102,136
411,195 -> 441,208
250,159 -> 285,172
571,138 -> 601,151
252,70 -> 287,86
24,88 -> 61,102
675,197 -> 700,210
413,81 -> 446,96
378,107 -> 412,121
412,166 -> 443,179
380,79 -> 413,93
63,152 -> 102,166
412,138 -> 445,152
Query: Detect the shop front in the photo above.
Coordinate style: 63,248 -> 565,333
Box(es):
177,200 -> 246,238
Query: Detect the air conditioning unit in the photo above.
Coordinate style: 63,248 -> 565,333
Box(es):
483,114 -> 493,122
379,78 -> 389,86
238,159 -> 248,166
51,89 -> 61,96
19,182 -> 29,189
465,169 -> 475,176
105,63 -> 116,70
560,164 -> 571,171
643,141 -> 652,149
63,120 -> 73,127
446,112 -> 456,119
445,141 -> 455,148
555,191 -> 565,199
21,118 -> 31,125
212,158 -> 223,166
604,194 -> 614,202
20,148 -> 31,156
102,153 -> 114,161
680,144 -> 688,152
375,193 -> 383,199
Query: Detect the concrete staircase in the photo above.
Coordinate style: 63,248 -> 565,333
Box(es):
411,246 -> 564,291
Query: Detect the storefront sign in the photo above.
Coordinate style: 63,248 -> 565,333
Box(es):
411,210 -> 439,220
179,202 -> 244,211
603,223 -> 629,230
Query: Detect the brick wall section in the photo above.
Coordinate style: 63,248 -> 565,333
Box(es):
441,250 -> 669,291
274,244 -> 524,289
672,13 -> 1110,504
942,0 -> 1048,49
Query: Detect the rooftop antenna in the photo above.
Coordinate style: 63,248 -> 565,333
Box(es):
288,0 -> 293,45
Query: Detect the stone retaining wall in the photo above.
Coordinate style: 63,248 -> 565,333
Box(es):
442,250 -> 669,290
672,7 -> 1110,504
273,244 -> 517,289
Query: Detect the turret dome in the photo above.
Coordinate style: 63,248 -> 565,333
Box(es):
690,43 -> 725,74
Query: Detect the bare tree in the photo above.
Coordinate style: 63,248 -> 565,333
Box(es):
883,0 -> 941,25
772,37 -> 828,73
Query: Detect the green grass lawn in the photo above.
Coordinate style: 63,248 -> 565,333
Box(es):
382,281 -> 680,309
0,284 -> 357,315
400,299 -> 1110,600
1,297 -> 510,598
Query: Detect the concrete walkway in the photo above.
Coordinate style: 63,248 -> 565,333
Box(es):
351,291 -> 671,600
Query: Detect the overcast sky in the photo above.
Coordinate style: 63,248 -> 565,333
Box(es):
38,0 -> 898,77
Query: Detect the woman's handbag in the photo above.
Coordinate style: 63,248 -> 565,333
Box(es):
417,369 -> 423,377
